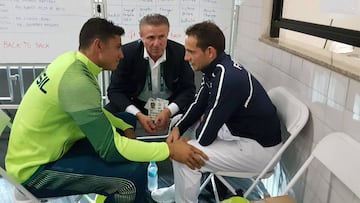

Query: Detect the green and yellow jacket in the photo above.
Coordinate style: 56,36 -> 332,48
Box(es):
6,51 -> 169,183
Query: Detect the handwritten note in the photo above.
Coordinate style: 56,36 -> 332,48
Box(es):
0,0 -> 92,64
0,0 -> 233,64
107,0 -> 233,46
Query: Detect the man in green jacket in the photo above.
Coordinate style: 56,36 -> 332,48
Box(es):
5,17 -> 207,203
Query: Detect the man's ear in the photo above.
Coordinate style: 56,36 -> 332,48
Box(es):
93,38 -> 102,50
207,46 -> 217,60
139,32 -> 145,43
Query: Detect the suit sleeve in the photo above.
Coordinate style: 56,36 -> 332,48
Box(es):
170,59 -> 196,113
166,43 -> 196,113
106,58 -> 135,112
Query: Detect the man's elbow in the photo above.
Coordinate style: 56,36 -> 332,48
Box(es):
98,146 -> 128,162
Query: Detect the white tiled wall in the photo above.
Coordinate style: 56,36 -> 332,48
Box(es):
234,1 -> 360,203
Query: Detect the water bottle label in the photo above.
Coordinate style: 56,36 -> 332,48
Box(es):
148,170 -> 157,177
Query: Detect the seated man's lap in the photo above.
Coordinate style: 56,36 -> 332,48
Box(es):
186,138 -> 279,173
24,138 -> 146,199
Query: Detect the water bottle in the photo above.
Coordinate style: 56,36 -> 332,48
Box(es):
147,161 -> 158,191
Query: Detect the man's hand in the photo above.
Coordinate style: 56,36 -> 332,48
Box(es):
123,128 -> 136,139
168,137 -> 209,170
154,108 -> 171,131
166,127 -> 181,144
136,112 -> 157,134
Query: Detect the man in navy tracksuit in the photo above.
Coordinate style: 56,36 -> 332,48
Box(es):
175,52 -> 281,147
153,21 -> 282,203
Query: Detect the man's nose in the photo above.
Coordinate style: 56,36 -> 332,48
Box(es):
184,53 -> 190,61
153,38 -> 162,46
119,49 -> 124,60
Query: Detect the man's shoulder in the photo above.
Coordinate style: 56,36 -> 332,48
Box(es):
166,40 -> 185,57
167,40 -> 185,50
122,40 -> 143,51
120,40 -> 145,60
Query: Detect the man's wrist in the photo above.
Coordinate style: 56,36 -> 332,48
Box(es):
167,143 -> 174,159
167,103 -> 179,116
172,126 -> 180,135
126,104 -> 141,116
163,108 -> 172,117
136,112 -> 145,120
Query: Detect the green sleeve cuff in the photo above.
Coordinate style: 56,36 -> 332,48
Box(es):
103,108 -> 133,130
114,135 -> 170,162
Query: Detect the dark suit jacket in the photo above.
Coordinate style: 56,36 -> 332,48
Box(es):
105,39 -> 196,115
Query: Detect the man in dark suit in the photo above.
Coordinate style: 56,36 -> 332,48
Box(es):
105,13 -> 196,136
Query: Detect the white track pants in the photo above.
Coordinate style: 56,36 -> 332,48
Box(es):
173,124 -> 282,203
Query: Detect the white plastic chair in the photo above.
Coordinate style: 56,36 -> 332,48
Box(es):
282,132 -> 360,199
200,86 -> 309,202
0,109 -> 89,202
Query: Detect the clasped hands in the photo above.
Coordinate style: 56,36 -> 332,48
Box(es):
136,108 -> 171,134
167,127 -> 208,170
137,110 -> 209,169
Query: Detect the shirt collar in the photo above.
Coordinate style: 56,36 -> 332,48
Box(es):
76,51 -> 102,77
202,52 -> 227,76
143,47 -> 167,64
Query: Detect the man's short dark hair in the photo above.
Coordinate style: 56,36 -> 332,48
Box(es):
185,21 -> 225,54
79,17 -> 125,49
139,13 -> 170,30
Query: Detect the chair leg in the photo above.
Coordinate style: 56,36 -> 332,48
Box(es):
215,175 -> 237,195
211,175 -> 220,203
200,173 -> 214,192
201,173 -> 234,202
73,195 -> 84,202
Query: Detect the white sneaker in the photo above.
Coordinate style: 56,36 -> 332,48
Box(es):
151,184 -> 175,203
